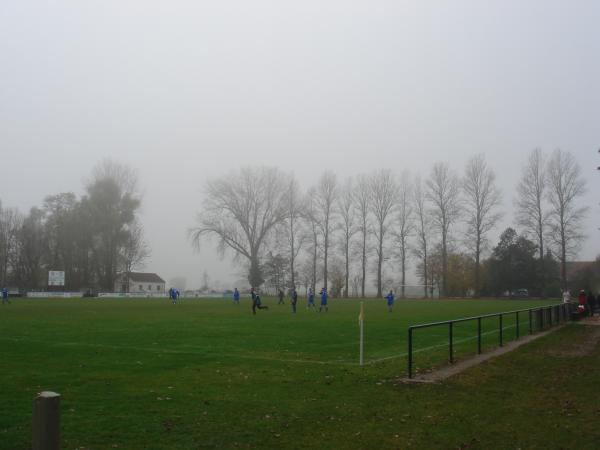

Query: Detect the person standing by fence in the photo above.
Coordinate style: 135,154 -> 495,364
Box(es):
587,291 -> 596,317
233,288 -> 240,305
578,290 -> 588,316
1,287 -> 8,305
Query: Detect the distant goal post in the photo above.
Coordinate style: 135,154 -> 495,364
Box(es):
389,284 -> 439,299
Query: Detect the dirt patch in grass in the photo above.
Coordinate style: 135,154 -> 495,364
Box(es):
544,324 -> 600,357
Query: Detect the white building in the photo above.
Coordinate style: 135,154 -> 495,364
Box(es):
114,272 -> 166,294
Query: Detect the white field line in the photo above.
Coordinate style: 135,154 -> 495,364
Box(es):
0,336 -> 356,366
0,321 -> 530,367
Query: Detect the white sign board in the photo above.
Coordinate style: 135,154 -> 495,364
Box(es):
48,271 -> 65,286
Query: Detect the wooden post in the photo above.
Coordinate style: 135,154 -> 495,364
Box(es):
32,391 -> 60,450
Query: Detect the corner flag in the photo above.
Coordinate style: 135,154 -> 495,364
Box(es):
358,301 -> 364,324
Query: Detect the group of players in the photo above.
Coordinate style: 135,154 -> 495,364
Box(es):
231,286 -> 396,315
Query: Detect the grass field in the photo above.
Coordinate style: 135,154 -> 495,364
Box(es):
3,296 -> 598,449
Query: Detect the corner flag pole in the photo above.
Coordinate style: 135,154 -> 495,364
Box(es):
359,301 -> 364,366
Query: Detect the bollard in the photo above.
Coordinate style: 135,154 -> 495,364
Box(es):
32,391 -> 60,450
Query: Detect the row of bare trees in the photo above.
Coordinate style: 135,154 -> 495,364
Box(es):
0,161 -> 150,291
191,149 -> 588,297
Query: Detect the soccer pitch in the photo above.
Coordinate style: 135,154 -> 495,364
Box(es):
0,297 -> 564,449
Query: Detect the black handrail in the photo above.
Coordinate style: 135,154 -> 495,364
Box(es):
407,303 -> 571,378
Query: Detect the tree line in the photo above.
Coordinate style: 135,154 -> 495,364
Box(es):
190,149 -> 588,298
0,160 -> 149,292
0,150 -> 588,297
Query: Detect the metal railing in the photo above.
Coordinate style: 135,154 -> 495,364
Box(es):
407,303 -> 571,378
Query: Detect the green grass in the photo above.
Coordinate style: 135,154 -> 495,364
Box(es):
2,297 -> 597,449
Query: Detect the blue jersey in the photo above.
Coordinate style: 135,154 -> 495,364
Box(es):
2,288 -> 7,299
386,293 -> 394,305
233,290 -> 240,301
320,290 -> 328,305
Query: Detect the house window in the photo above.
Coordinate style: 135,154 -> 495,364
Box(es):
139,285 -> 143,291
148,284 -> 152,290
156,285 -> 160,291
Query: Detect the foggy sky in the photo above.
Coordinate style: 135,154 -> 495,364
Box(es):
1,1 -> 599,289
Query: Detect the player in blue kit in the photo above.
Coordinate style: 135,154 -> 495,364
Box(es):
1,287 -> 9,305
169,288 -> 179,304
307,287 -> 316,310
319,287 -> 328,312
386,290 -> 395,312
233,287 -> 240,305
290,287 -> 298,314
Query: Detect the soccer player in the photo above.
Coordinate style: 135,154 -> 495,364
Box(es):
251,288 -> 268,315
319,287 -> 328,312
277,289 -> 285,305
169,287 -> 178,304
307,287 -> 316,310
290,287 -> 298,314
233,288 -> 240,305
1,287 -> 9,305
386,290 -> 395,312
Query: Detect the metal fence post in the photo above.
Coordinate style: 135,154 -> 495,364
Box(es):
32,391 -> 60,450
529,309 -> 533,334
408,327 -> 413,379
449,322 -> 454,363
477,317 -> 482,354
516,311 -> 520,339
499,314 -> 503,347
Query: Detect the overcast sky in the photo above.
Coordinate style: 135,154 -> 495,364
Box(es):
1,1 -> 598,289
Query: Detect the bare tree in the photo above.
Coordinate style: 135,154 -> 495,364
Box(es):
85,161 -> 141,291
515,148 -> 548,294
190,167 -> 288,288
336,179 -> 358,298
370,169 -> 398,298
15,207 -> 46,289
121,219 -> 151,292
462,154 -> 502,296
303,189 -> 321,292
281,176 -> 305,289
546,149 -> 588,290
426,162 -> 461,297
392,171 -> 413,298
412,176 -> 430,298
0,204 -> 23,286
353,175 -> 371,297
313,172 -> 338,291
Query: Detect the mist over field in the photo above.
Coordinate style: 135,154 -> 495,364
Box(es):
1,1 -> 598,291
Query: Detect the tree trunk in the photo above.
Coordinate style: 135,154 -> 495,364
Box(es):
423,246 -> 428,298
474,236 -> 480,297
248,256 -> 264,288
376,224 -> 383,298
401,244 -> 406,299
361,230 -> 366,298
442,231 -> 448,297
290,230 -> 295,289
323,229 -> 328,291
345,241 -> 349,298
